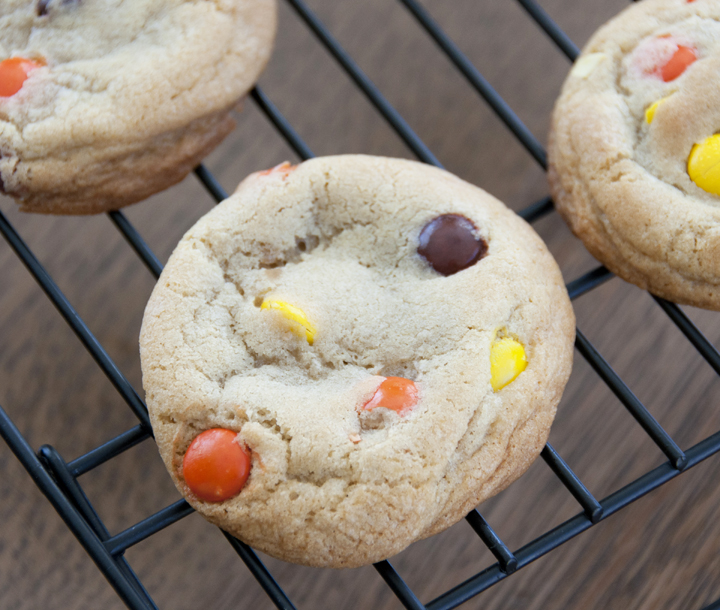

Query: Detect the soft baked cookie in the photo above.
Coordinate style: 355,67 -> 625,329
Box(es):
0,0 -> 276,214
548,0 -> 720,309
140,155 -> 575,568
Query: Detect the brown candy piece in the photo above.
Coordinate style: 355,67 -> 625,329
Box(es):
37,0 -> 78,17
417,214 -> 487,275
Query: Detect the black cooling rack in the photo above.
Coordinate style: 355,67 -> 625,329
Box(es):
2,1 -> 720,609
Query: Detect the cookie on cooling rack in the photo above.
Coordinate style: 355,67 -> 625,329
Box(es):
0,0 -> 276,214
139,155 -> 575,568
548,0 -> 720,309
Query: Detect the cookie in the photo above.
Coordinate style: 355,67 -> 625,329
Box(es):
139,155 -> 575,568
0,0 -> 276,214
548,0 -> 720,309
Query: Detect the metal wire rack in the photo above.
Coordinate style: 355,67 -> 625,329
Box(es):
1,0 -> 719,608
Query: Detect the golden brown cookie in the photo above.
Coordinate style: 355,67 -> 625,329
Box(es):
548,0 -> 720,309
140,155 -> 575,568
0,0 -> 276,214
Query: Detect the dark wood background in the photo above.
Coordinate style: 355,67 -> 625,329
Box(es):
2,1 -> 720,608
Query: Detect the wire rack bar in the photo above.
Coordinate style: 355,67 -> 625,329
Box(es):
465,510 -> 517,574
40,445 -> 112,539
108,563 -> 159,610
35,443 -> 158,607
222,532 -> 299,610
194,164 -> 229,203
250,87 -> 316,161
514,0 -> 580,61
374,560 -> 428,610
0,209 -> 150,428
427,427 -> 720,610
702,597 -> 720,610
68,425 -> 151,478
108,211 -> 163,280
284,0 -> 442,168
652,297 -> 720,377
399,0 -> 546,168
541,443 -> 603,522
105,500 -> 193,556
0,403 -> 156,610
518,195 -> 554,223
566,266 -> 613,300
575,329 -> 687,470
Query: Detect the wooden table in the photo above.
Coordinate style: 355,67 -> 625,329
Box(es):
1,1 -> 719,608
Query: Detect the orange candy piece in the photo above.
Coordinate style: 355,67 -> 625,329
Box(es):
362,377 -> 418,414
0,57 -> 42,97
258,161 -> 296,177
660,45 -> 696,82
182,428 -> 251,502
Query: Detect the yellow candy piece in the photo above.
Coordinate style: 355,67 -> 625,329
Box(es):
645,96 -> 671,124
261,299 -> 316,345
490,337 -> 527,392
688,134 -> 720,196
570,53 -> 607,79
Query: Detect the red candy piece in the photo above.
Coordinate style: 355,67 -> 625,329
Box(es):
182,428 -> 251,502
363,377 -> 418,414
661,45 -> 696,82
0,57 -> 42,97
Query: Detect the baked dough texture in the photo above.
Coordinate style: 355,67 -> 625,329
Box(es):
0,0 -> 276,214
140,155 -> 575,568
549,0 -> 720,309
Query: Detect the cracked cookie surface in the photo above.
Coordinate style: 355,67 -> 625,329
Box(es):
0,0 -> 276,214
548,0 -> 720,309
140,155 -> 575,568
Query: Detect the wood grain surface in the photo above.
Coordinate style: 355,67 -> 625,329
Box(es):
1,1 -> 719,609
